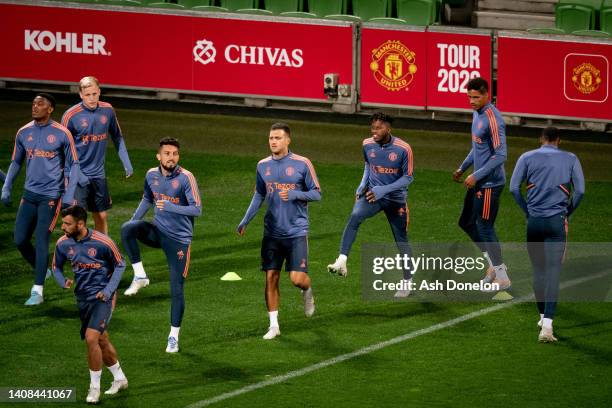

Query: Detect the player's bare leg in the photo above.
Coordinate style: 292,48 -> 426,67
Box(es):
99,332 -> 128,396
263,270 -> 281,339
85,329 -> 103,404
92,211 -> 108,235
290,271 -> 314,317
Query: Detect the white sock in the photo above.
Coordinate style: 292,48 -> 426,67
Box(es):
483,252 -> 492,268
338,254 -> 347,263
303,287 -> 313,297
269,310 -> 279,328
494,264 -> 509,280
132,262 -> 147,279
539,313 -> 544,321
107,361 -> 127,381
169,326 -> 180,340
89,369 -> 102,389
32,285 -> 43,296
542,318 -> 553,329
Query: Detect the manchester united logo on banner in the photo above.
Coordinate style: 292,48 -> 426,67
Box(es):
572,62 -> 602,94
564,53 -> 608,103
370,40 -> 417,92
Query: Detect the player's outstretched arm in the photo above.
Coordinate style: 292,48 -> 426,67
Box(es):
1,161 -> 21,206
568,156 -> 585,216
237,191 -> 265,235
509,155 -> 529,216
52,245 -> 71,289
109,108 -> 134,178
458,148 -> 474,176
131,197 -> 153,221
356,163 -> 370,196
100,248 -> 126,301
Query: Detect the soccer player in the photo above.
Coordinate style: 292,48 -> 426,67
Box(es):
52,206 -> 128,404
510,127 -> 585,343
452,77 -> 511,290
327,113 -> 414,296
120,137 -> 201,353
61,76 -> 133,235
237,122 -> 320,340
1,93 -> 80,306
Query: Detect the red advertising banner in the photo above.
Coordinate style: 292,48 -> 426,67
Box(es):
360,25 -> 427,108
497,34 -> 612,121
426,29 -> 492,111
0,2 -> 354,101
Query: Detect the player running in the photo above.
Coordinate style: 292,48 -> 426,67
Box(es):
120,137 -> 201,353
237,122 -> 321,340
453,77 -> 511,291
327,112 -> 414,297
52,206 -> 128,404
1,93 -> 80,306
61,76 -> 133,235
510,127 -> 585,342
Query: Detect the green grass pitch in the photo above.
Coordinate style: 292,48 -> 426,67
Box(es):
0,100 -> 610,407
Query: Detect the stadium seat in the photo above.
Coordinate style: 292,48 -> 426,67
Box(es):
324,14 -> 362,22
572,29 -> 611,36
192,5 -> 229,11
308,0 -> 345,16
96,0 -> 143,5
602,1 -> 612,34
147,2 -> 186,8
558,0 -> 599,27
177,0 -> 212,8
236,8 -> 273,14
220,0 -> 255,10
527,27 -> 567,34
351,0 -> 389,20
396,0 -> 436,25
280,11 -> 318,18
555,4 -> 595,32
367,17 -> 407,25
263,0 -> 302,14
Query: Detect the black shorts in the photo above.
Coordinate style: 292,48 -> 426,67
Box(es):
261,236 -> 308,273
74,177 -> 112,212
77,299 -> 112,340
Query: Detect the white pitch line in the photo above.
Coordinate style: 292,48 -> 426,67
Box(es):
185,271 -> 610,408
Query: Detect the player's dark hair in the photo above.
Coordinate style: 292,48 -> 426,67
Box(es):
61,205 -> 87,223
270,122 -> 291,136
159,137 -> 180,150
542,126 -> 560,142
370,112 -> 393,126
466,77 -> 489,94
35,92 -> 56,109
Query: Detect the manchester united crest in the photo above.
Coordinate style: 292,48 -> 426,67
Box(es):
370,40 -> 417,92
285,166 -> 295,176
572,62 -> 602,94
172,179 -> 180,190
88,248 -> 97,257
388,152 -> 398,162
99,115 -> 108,125
47,134 -> 56,144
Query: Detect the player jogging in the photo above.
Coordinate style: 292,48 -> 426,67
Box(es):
510,127 -> 585,342
61,76 -> 133,234
237,122 -> 321,340
452,77 -> 511,291
327,112 -> 414,297
52,205 -> 128,404
120,137 -> 201,353
2,93 -> 80,305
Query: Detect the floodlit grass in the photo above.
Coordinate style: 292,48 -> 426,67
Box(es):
0,101 -> 610,407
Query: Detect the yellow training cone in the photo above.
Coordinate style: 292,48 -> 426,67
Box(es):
492,291 -> 514,301
221,272 -> 242,281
